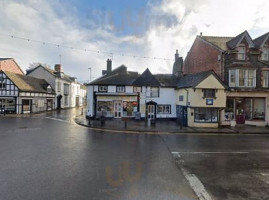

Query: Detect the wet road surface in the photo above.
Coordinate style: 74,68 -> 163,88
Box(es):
1,108 -> 269,200
0,110 -> 196,200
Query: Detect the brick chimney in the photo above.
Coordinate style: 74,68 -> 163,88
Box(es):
55,64 -> 62,72
173,49 -> 183,77
107,59 -> 112,74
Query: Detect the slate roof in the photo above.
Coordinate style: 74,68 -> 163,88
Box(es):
3,71 -> 55,93
154,74 -> 179,87
176,70 -> 226,89
253,32 -> 269,48
27,65 -> 74,82
0,58 -> 11,61
89,65 -> 139,86
200,36 -> 233,51
133,68 -> 160,87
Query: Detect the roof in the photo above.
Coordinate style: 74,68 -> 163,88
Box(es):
253,32 -> 269,48
226,31 -> 254,49
0,58 -> 25,75
133,68 -> 160,87
27,65 -> 73,82
89,65 -> 139,85
154,74 -> 179,87
200,36 -> 233,51
3,71 -> 55,93
176,70 -> 226,89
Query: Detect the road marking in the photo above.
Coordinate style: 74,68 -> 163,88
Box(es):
172,152 -> 212,200
172,151 -> 249,154
261,173 -> 269,176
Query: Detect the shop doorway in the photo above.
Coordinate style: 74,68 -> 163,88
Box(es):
22,99 -> 32,114
114,101 -> 122,118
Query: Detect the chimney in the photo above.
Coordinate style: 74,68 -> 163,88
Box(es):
106,59 -> 112,74
55,64 -> 62,72
200,32 -> 203,36
175,49 -> 179,61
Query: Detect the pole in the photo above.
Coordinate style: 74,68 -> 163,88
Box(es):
88,67 -> 92,83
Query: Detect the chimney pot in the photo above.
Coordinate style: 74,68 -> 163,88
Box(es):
55,64 -> 62,72
106,59 -> 112,74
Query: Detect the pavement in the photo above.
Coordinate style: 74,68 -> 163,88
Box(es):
74,114 -> 269,134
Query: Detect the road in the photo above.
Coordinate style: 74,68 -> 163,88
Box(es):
0,108 -> 269,200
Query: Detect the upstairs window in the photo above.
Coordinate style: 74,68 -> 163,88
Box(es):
262,71 -> 269,88
203,89 -> 216,98
229,69 -> 256,87
229,70 -> 236,87
237,44 -> 246,60
0,77 -> 6,89
116,86 -> 125,93
64,84 -> 69,95
262,44 -> 269,61
150,87 -> 159,97
57,82 -> 61,92
133,86 -> 142,93
98,85 -> 108,92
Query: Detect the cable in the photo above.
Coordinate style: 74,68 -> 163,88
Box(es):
0,33 -> 174,61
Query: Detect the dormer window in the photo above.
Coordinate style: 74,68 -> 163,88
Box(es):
262,44 -> 269,61
237,44 -> 246,60
47,86 -> 52,93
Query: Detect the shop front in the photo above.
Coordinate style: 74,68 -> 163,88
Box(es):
0,97 -> 16,114
225,94 -> 267,126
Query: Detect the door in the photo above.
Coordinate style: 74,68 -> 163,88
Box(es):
22,99 -> 32,114
114,101 -> 122,118
47,99 -> 53,111
147,105 -> 155,119
177,106 -> 188,127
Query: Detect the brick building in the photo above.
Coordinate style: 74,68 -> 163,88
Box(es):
183,31 -> 269,126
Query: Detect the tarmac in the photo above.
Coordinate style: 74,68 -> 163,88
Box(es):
74,114 -> 269,134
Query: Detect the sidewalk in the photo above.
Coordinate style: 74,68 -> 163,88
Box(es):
74,114 -> 261,134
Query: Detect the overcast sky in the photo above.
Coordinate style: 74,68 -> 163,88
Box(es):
0,0 -> 269,83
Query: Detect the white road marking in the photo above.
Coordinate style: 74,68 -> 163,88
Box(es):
261,173 -> 269,176
172,151 -> 249,154
172,152 -> 212,200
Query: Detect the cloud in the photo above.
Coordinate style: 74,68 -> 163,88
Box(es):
0,0 -> 269,83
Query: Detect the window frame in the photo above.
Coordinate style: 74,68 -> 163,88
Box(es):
179,95 -> 184,102
194,108 -> 219,123
150,87 -> 159,97
229,69 -> 256,88
157,104 -> 171,114
262,71 -> 269,88
262,44 -> 269,61
0,77 -> 6,90
116,86 -> 125,93
237,44 -> 246,60
203,89 -> 216,98
133,86 -> 142,93
98,85 -> 108,92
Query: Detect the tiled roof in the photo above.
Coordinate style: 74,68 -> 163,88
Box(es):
154,74 -> 179,87
0,58 -> 24,75
200,36 -> 233,50
133,68 -> 160,87
4,71 -> 55,93
176,70 -> 226,89
253,32 -> 269,48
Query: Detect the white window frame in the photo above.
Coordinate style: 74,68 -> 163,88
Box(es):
229,70 -> 236,87
98,85 -> 108,92
262,71 -> 269,88
229,69 -> 256,88
262,44 -> 269,61
150,87 -> 159,97
157,105 -> 171,114
116,86 -> 125,93
237,44 -> 246,60
57,82 -> 61,93
133,86 -> 142,93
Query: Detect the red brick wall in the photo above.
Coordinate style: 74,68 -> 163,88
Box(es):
183,37 -> 222,77
0,59 -> 24,75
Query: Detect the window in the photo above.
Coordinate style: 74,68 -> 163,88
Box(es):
262,71 -> 269,88
157,105 -> 171,114
0,77 -> 6,89
237,44 -> 246,60
133,86 -> 142,93
64,96 -> 68,106
229,69 -> 256,87
57,82 -> 61,92
98,85 -> 108,92
47,86 -> 52,93
150,87 -> 159,97
64,84 -> 69,95
116,86 -> 125,93
179,95 -> 184,101
203,89 -> 216,98
229,70 -> 236,87
194,108 -> 218,123
262,44 -> 269,61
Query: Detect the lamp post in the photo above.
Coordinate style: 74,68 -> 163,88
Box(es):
88,67 -> 92,83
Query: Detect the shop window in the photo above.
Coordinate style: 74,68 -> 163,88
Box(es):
194,108 -> 218,123
225,98 -> 234,120
98,85 -> 108,92
203,89 -> 216,98
253,98 -> 265,120
157,105 -> 171,114
116,86 -> 125,93
262,44 -> 269,61
262,71 -> 269,88
150,87 -> 159,97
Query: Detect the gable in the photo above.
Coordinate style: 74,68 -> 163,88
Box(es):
195,74 -> 225,89
0,59 -> 24,75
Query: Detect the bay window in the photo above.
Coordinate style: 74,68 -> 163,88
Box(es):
262,71 -> 269,88
229,69 -> 256,87
262,44 -> 269,61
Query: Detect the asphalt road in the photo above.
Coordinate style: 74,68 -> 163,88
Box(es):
1,108 -> 269,200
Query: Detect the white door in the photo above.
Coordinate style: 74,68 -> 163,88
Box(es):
114,101 -> 122,118
147,105 -> 155,119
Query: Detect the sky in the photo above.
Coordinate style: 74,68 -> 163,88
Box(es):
0,0 -> 269,83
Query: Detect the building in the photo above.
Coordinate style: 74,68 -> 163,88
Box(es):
86,55 -> 227,128
27,64 -> 86,109
0,70 -> 55,114
183,31 -> 269,126
0,58 -> 24,75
